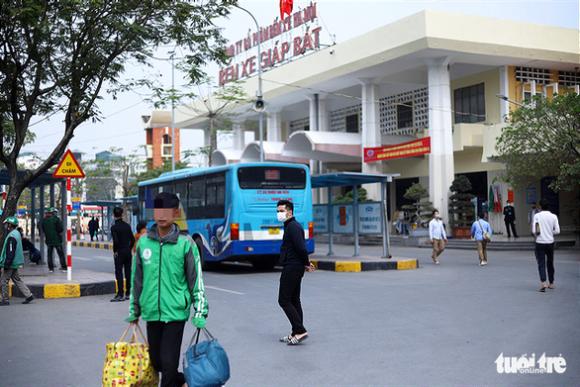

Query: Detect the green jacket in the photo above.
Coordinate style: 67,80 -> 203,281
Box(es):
127,224 -> 208,324
41,216 -> 63,246
0,229 -> 24,269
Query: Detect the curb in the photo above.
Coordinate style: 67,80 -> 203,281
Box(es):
72,240 -> 113,250
9,280 -> 119,299
310,258 -> 419,272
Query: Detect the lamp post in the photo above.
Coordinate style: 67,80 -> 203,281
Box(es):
171,51 -> 176,171
496,94 -> 524,107
234,4 -> 264,162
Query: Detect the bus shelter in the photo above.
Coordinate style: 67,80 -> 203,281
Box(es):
0,169 -> 65,263
82,200 -> 122,241
311,172 -> 399,258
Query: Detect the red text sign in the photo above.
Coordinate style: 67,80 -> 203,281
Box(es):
363,137 -> 431,163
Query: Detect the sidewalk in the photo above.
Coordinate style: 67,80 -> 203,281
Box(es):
9,267 -> 116,299
73,240 -> 419,273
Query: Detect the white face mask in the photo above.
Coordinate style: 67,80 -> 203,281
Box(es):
277,211 -> 287,222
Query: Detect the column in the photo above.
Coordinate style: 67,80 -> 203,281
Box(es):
232,119 -> 245,150
360,80 -> 382,200
499,66 -> 509,122
427,57 -> 454,224
266,110 -> 282,142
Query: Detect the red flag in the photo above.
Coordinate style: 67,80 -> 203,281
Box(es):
280,0 -> 293,19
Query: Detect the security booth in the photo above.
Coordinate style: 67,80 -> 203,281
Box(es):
81,200 -> 122,241
0,169 -> 66,264
119,195 -> 139,231
311,172 -> 399,258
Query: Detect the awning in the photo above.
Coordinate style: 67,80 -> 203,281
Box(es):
283,131 -> 361,162
211,149 -> 242,166
312,172 -> 399,188
241,141 -> 308,163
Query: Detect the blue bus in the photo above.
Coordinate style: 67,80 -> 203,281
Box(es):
138,162 -> 315,268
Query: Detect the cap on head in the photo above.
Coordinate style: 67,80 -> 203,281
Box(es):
154,192 -> 180,209
3,216 -> 18,226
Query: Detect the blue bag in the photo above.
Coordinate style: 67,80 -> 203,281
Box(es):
183,328 -> 230,387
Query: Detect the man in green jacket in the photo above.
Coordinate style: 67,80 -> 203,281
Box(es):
1,216 -> 34,305
41,208 -> 66,273
127,192 -> 208,387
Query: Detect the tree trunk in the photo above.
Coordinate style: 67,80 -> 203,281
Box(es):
0,181 -> 26,243
209,117 -> 217,166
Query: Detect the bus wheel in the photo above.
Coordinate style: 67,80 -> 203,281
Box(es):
252,257 -> 276,271
194,237 -> 206,269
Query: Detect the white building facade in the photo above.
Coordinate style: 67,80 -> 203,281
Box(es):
175,10 -> 580,235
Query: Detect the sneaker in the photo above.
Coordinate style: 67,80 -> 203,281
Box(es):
110,295 -> 123,302
482,261 -> 488,266
60,268 -> 67,273
279,334 -> 292,343
0,301 -> 9,306
22,296 -> 34,304
48,269 -> 54,273
124,295 -> 131,301
434,260 -> 440,265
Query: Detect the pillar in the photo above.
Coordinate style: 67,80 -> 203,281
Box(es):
360,80 -> 382,200
427,57 -> 454,224
266,110 -> 282,142
232,119 -> 245,150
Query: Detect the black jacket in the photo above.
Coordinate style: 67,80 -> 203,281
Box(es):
279,217 -> 309,267
110,219 -> 135,253
503,205 -> 516,222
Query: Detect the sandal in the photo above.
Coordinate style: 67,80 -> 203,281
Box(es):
287,334 -> 308,345
548,284 -> 555,289
279,335 -> 292,343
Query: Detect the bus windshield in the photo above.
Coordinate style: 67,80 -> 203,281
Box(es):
238,166 -> 306,190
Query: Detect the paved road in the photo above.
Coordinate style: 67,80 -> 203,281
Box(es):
1,246 -> 579,386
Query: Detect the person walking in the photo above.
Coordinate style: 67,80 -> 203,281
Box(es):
428,209 -> 447,265
126,192 -> 208,387
41,208 -> 66,273
88,217 -> 96,241
503,201 -> 518,238
133,221 -> 148,255
532,199 -> 560,292
471,213 -> 493,266
1,216 -> 34,306
276,199 -> 315,346
110,207 -> 135,302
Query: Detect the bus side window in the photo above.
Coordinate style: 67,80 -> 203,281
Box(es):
188,177 -> 205,218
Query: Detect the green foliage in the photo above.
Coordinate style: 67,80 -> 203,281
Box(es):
401,183 -> 433,227
449,175 -> 475,227
333,188 -> 369,204
0,0 -> 236,228
136,160 -> 190,183
496,93 -> 580,192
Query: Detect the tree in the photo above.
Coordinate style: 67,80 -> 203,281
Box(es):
136,160 -> 190,184
449,175 -> 475,228
496,93 -> 580,192
401,183 -> 433,228
333,188 -> 369,204
0,0 -> 235,236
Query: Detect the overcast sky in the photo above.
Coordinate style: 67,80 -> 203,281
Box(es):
22,0 -> 579,161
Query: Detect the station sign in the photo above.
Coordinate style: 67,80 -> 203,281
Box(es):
219,2 -> 324,86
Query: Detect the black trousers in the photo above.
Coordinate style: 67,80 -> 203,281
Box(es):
114,249 -> 132,297
47,245 -> 66,270
505,220 -> 518,237
535,243 -> 555,284
278,265 -> 306,335
147,321 -> 186,387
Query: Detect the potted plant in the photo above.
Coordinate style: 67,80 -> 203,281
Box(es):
449,175 -> 475,238
401,183 -> 433,237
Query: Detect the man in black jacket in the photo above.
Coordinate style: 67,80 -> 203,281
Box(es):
503,201 -> 518,238
110,207 -> 135,302
276,199 -> 315,346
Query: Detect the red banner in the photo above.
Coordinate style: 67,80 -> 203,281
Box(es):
364,137 -> 431,163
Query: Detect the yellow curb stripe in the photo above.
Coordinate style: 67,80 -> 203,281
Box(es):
397,259 -> 418,270
44,284 -> 81,298
335,261 -> 361,272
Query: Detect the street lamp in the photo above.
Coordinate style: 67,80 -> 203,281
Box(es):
496,94 -> 524,107
170,51 -> 176,171
234,4 -> 265,162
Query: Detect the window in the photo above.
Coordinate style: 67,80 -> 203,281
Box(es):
345,114 -> 359,133
203,173 -> 226,218
187,177 -> 205,218
454,83 -> 485,123
397,103 -> 413,129
162,134 -> 171,144
175,180 -> 188,206
238,167 -> 306,189
160,184 -> 174,193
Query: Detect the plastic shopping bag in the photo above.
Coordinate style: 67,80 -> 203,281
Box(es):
102,323 -> 159,387
183,328 -> 230,387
